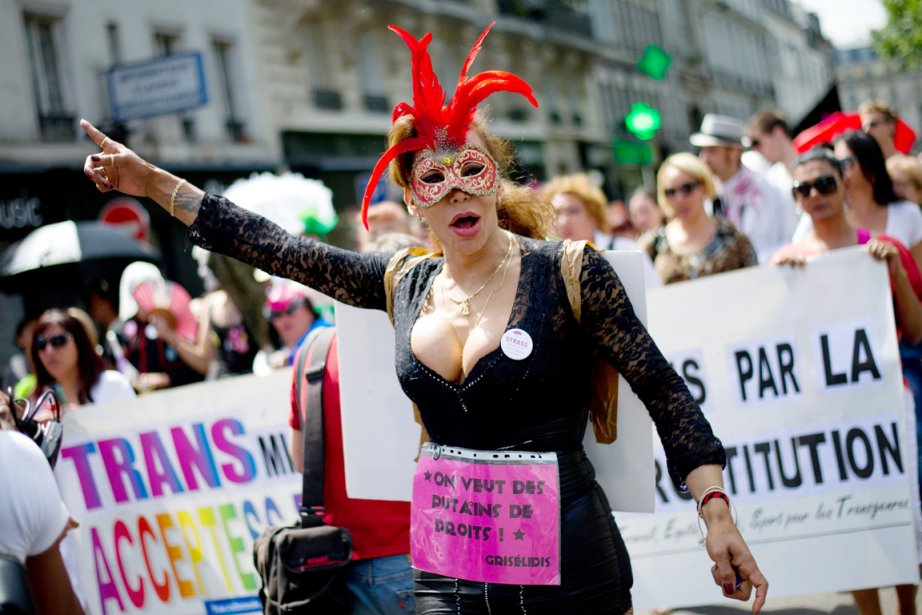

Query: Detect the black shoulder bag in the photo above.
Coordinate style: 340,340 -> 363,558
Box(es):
253,327 -> 352,614
6,388 -> 63,469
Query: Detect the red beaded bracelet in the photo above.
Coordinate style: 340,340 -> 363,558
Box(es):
697,487 -> 731,519
696,487 -> 736,545
701,490 -> 730,509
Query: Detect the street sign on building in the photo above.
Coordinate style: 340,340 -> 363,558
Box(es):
105,52 -> 208,121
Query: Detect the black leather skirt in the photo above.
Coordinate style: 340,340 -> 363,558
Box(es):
413,449 -> 633,614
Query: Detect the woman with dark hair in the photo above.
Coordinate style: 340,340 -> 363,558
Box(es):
79,23 -> 767,613
773,146 -> 922,615
30,309 -> 135,419
794,130 -> 922,272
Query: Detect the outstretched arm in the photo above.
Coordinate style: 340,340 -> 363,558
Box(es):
81,120 -> 204,226
81,120 -> 390,310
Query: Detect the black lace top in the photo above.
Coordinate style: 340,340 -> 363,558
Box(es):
189,194 -> 725,483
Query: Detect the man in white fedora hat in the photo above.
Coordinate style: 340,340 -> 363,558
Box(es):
692,113 -> 798,263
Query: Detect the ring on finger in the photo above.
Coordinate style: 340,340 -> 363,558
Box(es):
107,153 -> 116,167
100,136 -> 109,149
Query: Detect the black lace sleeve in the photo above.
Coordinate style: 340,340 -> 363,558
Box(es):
188,193 -> 388,310
578,247 -> 725,485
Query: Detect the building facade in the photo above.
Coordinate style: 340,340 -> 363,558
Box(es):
0,0 -> 275,355
0,0 -> 276,255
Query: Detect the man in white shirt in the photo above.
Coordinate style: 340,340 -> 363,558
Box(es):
692,113 -> 799,263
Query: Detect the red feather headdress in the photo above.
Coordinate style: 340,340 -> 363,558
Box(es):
360,22 -> 539,228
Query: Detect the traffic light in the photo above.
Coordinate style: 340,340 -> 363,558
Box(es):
624,102 -> 661,141
612,140 -> 653,165
637,45 -> 672,81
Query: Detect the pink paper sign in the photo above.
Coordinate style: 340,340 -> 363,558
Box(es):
411,444 -> 560,585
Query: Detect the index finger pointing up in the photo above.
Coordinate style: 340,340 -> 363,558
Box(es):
80,119 -> 109,148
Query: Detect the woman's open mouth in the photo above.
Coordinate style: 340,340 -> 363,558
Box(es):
449,213 -> 482,237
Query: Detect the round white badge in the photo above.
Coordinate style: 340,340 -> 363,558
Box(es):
500,328 -> 533,361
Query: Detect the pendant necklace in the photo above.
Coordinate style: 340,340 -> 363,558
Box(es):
446,233 -> 514,316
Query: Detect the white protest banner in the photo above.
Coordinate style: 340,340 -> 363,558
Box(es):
55,371 -> 298,615
336,251 -> 655,511
623,248 -> 917,610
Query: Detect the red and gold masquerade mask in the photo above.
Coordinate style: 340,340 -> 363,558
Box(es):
360,22 -> 539,227
410,144 -> 499,208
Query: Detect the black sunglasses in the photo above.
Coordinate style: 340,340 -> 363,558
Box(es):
35,333 -> 72,352
664,181 -> 699,198
792,175 -> 838,199
266,299 -> 306,320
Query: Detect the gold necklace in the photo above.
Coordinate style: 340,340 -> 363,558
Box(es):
445,233 -> 514,316
471,236 -> 514,331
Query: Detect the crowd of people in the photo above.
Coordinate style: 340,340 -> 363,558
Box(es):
4,19 -> 922,614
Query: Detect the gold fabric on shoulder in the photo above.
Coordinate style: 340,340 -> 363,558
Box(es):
560,239 -> 619,444
561,239 -> 587,323
383,247 -> 432,322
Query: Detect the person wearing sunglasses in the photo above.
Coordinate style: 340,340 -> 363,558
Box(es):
745,110 -> 797,198
254,282 -> 331,372
772,146 -> 922,615
640,153 -> 756,285
26,308 -> 136,610
29,309 -> 135,419
859,99 -> 900,161
793,131 -> 922,274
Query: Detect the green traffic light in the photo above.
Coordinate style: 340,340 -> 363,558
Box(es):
625,102 -> 661,141
637,44 -> 672,80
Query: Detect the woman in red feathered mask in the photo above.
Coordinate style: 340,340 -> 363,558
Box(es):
79,23 -> 767,614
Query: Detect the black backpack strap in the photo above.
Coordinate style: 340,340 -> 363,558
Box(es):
293,326 -> 336,527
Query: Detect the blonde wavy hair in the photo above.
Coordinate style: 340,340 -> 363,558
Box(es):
539,173 -> 607,228
656,153 -> 717,217
386,114 -> 556,241
887,154 -> 922,195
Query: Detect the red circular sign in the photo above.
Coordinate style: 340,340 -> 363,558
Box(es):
98,198 -> 150,243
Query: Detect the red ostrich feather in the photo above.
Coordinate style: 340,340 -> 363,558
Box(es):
360,22 -> 539,228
